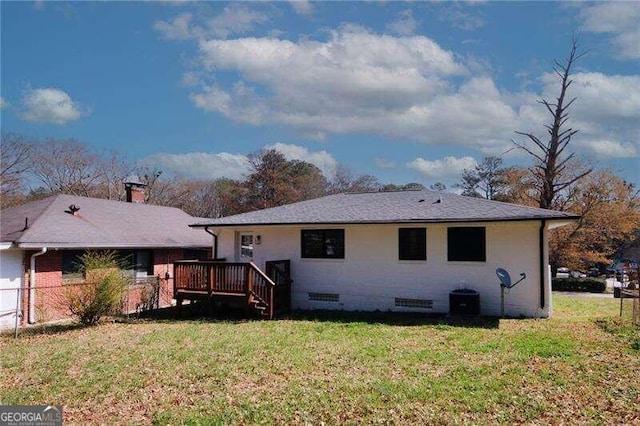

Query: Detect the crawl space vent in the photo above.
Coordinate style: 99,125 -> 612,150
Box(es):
308,292 -> 340,303
395,298 -> 433,309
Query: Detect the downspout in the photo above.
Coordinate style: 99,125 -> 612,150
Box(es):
204,227 -> 218,260
539,220 -> 546,310
29,247 -> 48,324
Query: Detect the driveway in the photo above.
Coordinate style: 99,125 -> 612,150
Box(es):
553,291 -> 612,299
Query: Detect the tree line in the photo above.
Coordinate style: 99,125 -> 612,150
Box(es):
0,133 -> 430,217
2,131 -> 637,272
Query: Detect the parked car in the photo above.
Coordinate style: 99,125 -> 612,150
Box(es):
606,258 -> 638,275
555,267 -> 570,279
570,270 -> 587,278
588,267 -> 601,278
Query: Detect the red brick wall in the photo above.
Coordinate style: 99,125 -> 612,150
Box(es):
22,247 -> 210,325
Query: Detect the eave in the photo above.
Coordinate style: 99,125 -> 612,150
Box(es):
190,215 -> 580,228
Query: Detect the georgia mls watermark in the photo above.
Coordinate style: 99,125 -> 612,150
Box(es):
0,405 -> 62,426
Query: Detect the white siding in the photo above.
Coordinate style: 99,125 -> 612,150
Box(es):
210,221 -> 551,318
0,249 -> 23,330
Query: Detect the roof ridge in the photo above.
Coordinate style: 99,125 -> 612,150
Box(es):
344,188 -> 430,195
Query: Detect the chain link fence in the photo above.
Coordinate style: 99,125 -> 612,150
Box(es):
1,275 -> 174,335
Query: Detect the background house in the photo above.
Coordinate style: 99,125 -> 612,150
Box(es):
191,190 -> 577,318
0,190 -> 211,329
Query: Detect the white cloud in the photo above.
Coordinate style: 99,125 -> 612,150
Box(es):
154,13 -> 202,41
375,158 -> 396,169
266,142 -> 338,178
20,88 -> 84,124
386,10 -> 417,36
516,72 -> 640,160
582,140 -> 637,158
160,18 -> 637,160
407,156 -> 477,180
191,26 -> 492,145
141,152 -> 251,180
438,3 -> 485,31
154,4 -> 268,40
290,0 -> 313,17
579,2 -> 640,60
208,4 -> 268,38
140,143 -> 339,180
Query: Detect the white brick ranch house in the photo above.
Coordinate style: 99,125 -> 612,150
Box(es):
188,190 -> 578,318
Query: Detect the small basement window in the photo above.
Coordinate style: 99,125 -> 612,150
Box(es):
301,229 -> 345,259
395,298 -> 433,309
447,227 -> 486,262
308,292 -> 340,302
399,228 -> 426,261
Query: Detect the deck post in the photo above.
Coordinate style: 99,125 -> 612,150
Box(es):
246,265 -> 254,305
208,263 -> 215,296
268,286 -> 274,320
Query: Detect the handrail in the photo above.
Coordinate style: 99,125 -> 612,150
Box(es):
249,262 -> 276,287
174,260 -> 291,319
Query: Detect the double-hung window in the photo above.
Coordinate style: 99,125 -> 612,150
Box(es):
120,250 -> 154,278
447,227 -> 486,262
398,228 -> 427,261
301,229 -> 345,259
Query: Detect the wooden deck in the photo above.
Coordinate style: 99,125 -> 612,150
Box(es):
173,260 -> 292,319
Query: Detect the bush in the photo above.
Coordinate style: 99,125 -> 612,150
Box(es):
61,251 -> 127,325
552,277 -> 606,293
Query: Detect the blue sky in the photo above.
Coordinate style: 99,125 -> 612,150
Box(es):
2,1 -> 638,188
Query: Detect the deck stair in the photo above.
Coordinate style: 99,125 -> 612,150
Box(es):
173,260 -> 291,319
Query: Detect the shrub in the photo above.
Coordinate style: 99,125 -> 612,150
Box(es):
552,277 -> 606,293
61,251 -> 127,325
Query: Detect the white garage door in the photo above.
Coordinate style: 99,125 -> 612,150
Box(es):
0,250 -> 23,330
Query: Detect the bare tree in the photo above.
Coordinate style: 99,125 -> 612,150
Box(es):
513,38 -> 591,210
0,133 -> 33,203
30,138 -> 100,197
93,150 -> 134,201
327,165 -> 380,194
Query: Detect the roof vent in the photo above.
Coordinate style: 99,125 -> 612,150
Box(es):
66,204 -> 81,215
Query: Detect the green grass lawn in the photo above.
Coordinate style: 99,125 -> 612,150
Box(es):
2,294 -> 639,425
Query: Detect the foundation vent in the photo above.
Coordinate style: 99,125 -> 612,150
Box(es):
395,298 -> 433,309
308,292 -> 340,303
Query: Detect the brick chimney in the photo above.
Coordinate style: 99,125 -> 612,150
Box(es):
124,176 -> 147,203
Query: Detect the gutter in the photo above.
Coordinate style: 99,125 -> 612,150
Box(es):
189,216 -> 580,228
204,227 -> 218,259
539,220 -> 546,310
29,247 -> 48,324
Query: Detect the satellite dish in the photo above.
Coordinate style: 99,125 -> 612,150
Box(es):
496,268 -> 512,288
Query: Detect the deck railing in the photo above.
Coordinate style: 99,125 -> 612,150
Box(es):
173,260 -> 291,319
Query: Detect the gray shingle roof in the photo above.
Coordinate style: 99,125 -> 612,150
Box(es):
1,194 -> 211,249
193,190 -> 579,227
